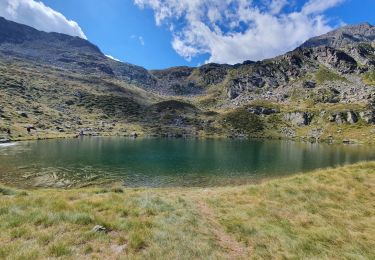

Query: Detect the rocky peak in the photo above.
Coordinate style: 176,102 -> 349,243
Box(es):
301,23 -> 375,49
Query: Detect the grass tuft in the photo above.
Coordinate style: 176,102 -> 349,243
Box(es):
49,243 -> 72,257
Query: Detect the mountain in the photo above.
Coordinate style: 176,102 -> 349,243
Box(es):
0,17 -> 375,143
0,17 -> 155,88
301,23 -> 375,48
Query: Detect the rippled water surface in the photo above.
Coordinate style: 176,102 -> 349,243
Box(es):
0,137 -> 374,188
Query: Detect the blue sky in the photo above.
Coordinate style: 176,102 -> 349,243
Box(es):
1,0 -> 375,69
40,0 -> 199,69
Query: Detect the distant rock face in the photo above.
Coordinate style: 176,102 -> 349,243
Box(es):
301,23 -> 375,49
150,63 -> 230,95
313,47 -> 358,73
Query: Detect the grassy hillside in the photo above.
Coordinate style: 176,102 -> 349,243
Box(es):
1,55 -> 375,143
1,162 -> 374,259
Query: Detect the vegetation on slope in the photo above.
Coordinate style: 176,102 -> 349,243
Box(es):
0,162 -> 374,259
221,108 -> 264,136
315,66 -> 348,84
363,70 -> 375,86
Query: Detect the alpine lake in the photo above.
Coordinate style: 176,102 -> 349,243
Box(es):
1,137 -> 374,188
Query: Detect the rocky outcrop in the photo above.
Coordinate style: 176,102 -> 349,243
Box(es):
328,111 -> 365,124
284,112 -> 313,126
247,106 -> 278,116
150,67 -> 202,95
345,43 -> 375,68
347,111 -> 359,124
359,110 -> 375,124
313,47 -> 358,73
303,80 -> 316,89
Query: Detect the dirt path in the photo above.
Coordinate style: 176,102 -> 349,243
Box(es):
193,198 -> 249,259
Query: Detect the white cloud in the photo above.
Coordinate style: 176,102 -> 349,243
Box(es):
302,0 -> 345,15
0,0 -> 86,39
134,0 -> 345,64
105,54 -> 121,62
131,34 -> 145,46
138,36 -> 145,46
269,0 -> 289,14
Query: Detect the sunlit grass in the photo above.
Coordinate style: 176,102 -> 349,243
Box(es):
0,162 -> 374,259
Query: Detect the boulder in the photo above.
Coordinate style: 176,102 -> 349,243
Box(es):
281,127 -> 296,138
92,225 -> 107,233
330,111 -> 360,124
334,113 -> 346,124
65,100 -> 75,106
248,106 -> 278,116
17,111 -> 28,118
56,126 -> 65,132
303,80 -> 316,89
359,111 -> 375,124
284,112 -> 312,126
347,111 -> 358,124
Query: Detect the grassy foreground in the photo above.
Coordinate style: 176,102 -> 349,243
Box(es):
1,163 -> 374,259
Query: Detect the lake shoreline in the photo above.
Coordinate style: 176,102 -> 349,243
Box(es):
4,131 -> 375,145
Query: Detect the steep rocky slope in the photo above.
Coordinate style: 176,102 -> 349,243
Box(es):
0,17 -> 375,143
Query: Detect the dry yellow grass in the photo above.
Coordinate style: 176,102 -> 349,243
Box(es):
1,162 -> 374,259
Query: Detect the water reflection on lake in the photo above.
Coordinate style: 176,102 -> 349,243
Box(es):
0,137 -> 374,188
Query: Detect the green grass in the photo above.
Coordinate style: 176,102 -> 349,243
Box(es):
315,66 -> 348,84
0,162 -> 374,259
221,108 -> 264,135
363,70 -> 375,86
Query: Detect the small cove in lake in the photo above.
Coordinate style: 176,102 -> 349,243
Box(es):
0,137 -> 374,188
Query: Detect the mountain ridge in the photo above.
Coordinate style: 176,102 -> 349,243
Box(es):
1,16 -> 374,97
301,22 -> 375,48
0,17 -> 375,143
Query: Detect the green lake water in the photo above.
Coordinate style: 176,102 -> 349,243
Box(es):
0,137 -> 374,188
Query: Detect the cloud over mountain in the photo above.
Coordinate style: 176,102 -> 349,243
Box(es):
0,0 -> 86,39
134,0 -> 345,64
